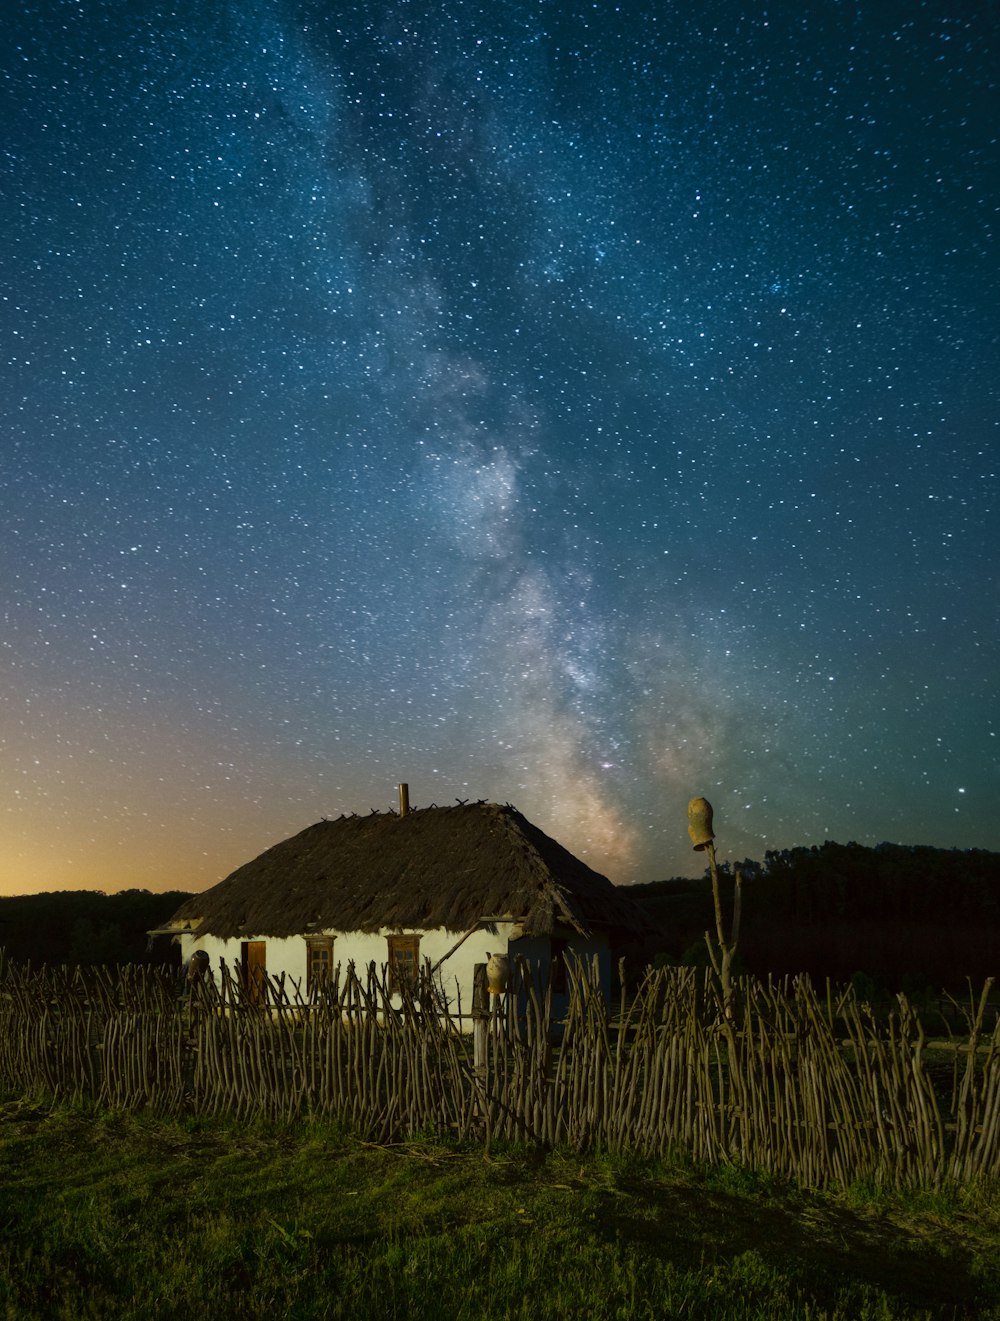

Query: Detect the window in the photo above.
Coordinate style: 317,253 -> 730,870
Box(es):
240,940 -> 267,1004
306,937 -> 334,994
387,934 -> 420,993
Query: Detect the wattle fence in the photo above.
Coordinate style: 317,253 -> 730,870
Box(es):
1,953 -> 998,1191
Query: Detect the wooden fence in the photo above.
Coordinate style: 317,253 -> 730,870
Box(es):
1,953 -> 998,1190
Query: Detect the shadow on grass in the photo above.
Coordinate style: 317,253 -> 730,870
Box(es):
456,1146 -> 997,1320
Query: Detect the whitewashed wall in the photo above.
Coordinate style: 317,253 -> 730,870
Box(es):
179,924 -> 611,1030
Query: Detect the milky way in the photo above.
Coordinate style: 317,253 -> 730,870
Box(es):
3,0 -> 997,894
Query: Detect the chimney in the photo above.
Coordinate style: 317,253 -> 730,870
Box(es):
398,782 -> 410,817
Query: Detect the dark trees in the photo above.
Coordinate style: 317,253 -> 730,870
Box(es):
631,842 -> 1000,991
0,889 -> 190,967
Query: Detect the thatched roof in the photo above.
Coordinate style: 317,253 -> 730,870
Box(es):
167,802 -> 648,941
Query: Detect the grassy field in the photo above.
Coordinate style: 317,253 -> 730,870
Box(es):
1,1101 -> 998,1320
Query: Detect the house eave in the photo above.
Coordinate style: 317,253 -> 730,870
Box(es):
147,919 -> 203,938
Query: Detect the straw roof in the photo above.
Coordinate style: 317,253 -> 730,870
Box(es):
167,801 -> 647,941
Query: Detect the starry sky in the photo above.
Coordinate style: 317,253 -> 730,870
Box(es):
3,0 -> 998,898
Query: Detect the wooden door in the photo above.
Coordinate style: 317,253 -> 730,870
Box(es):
241,940 -> 266,1004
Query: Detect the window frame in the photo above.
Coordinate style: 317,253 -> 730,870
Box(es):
387,933 -> 420,993
305,936 -> 335,996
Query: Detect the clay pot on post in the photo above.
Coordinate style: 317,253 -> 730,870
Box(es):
186,949 -> 210,983
687,797 -> 715,852
485,951 -> 511,995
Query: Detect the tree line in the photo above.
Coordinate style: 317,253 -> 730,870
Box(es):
0,889 -> 190,967
630,841 -> 1000,993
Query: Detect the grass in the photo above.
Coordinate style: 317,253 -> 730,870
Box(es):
0,1100 -> 998,1320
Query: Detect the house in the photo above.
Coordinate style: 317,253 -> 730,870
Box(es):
157,795 -> 648,1026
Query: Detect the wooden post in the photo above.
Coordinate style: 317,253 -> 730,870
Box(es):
471,962 -> 495,1153
472,962 -> 488,1081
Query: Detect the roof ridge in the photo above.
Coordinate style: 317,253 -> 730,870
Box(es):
316,799 -> 505,826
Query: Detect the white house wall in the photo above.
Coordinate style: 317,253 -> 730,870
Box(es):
180,924 -> 611,1029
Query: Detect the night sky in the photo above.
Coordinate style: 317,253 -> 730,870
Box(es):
3,0 -> 997,898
